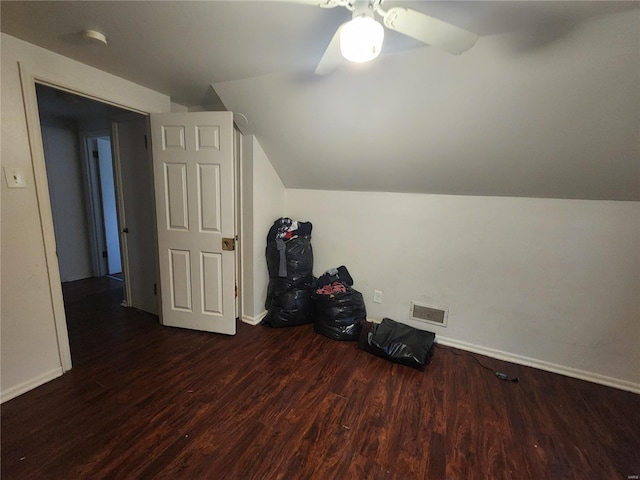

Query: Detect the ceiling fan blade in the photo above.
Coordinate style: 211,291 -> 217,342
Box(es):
269,0 -> 343,7
315,23 -> 347,75
383,7 -> 478,55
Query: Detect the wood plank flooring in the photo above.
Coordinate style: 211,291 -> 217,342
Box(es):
2,276 -> 639,479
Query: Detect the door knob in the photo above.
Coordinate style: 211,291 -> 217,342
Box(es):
222,237 -> 235,251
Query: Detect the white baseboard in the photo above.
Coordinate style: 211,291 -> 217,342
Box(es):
242,310 -> 267,326
1,367 -> 64,404
436,335 -> 640,394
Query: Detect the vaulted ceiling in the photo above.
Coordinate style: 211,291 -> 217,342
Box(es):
2,1 -> 638,200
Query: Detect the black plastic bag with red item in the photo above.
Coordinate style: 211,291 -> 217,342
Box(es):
312,266 -> 366,341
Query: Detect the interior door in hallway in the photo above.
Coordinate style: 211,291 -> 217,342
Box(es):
96,137 -> 122,276
113,116 -> 158,315
150,112 -> 236,335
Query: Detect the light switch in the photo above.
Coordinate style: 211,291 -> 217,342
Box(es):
4,167 -> 27,188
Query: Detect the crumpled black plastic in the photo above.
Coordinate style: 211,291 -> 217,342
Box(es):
361,317 -> 435,369
316,265 -> 353,288
263,287 -> 315,328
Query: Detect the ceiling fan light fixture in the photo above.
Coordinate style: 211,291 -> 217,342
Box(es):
340,15 -> 384,63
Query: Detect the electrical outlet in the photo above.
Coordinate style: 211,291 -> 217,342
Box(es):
373,290 -> 382,303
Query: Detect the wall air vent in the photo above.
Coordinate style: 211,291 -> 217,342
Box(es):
410,302 -> 448,327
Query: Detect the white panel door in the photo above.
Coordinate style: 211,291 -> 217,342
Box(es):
150,112 -> 235,335
113,117 -> 158,315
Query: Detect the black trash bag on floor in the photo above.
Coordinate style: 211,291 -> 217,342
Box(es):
264,218 -> 315,328
313,286 -> 366,341
263,287 -> 315,328
358,317 -> 435,369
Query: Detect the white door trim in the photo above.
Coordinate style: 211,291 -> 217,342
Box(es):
234,128 -> 242,321
18,61 -> 170,373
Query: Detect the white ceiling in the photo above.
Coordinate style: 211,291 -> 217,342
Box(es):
2,1 -> 639,200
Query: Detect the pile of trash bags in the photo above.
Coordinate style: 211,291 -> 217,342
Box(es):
263,219 -> 366,338
262,217 -> 436,369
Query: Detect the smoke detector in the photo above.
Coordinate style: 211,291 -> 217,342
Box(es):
83,29 -> 107,46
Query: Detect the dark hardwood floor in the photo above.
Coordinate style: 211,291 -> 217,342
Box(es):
2,277 -> 639,479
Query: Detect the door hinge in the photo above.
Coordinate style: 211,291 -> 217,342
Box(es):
102,250 -> 108,258
154,283 -> 157,295
93,150 -> 99,159
144,134 -> 148,149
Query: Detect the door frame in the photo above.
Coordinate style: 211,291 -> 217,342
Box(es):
18,61 -> 171,372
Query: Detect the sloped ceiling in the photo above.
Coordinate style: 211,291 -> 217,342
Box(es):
2,1 -> 638,200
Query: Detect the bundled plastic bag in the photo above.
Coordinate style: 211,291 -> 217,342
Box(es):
313,266 -> 366,341
359,317 -> 435,369
263,218 -> 315,328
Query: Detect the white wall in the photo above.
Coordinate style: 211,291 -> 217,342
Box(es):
41,119 -> 94,282
240,135 -> 286,323
1,34 -> 170,402
1,38 -> 64,402
287,190 -> 640,392
78,116 -> 112,133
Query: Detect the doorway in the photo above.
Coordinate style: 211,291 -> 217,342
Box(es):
17,60 -> 172,373
35,83 -> 158,363
87,135 -> 122,277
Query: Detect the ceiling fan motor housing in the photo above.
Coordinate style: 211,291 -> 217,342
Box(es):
351,0 -> 378,20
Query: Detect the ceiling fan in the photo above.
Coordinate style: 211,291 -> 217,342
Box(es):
286,0 -> 479,74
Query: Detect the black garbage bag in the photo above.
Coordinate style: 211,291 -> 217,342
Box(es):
313,286 -> 366,341
263,287 -> 315,328
266,218 -> 313,280
266,274 -> 316,300
264,218 -> 315,328
316,265 -> 353,289
266,235 -> 313,281
359,317 -> 435,369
